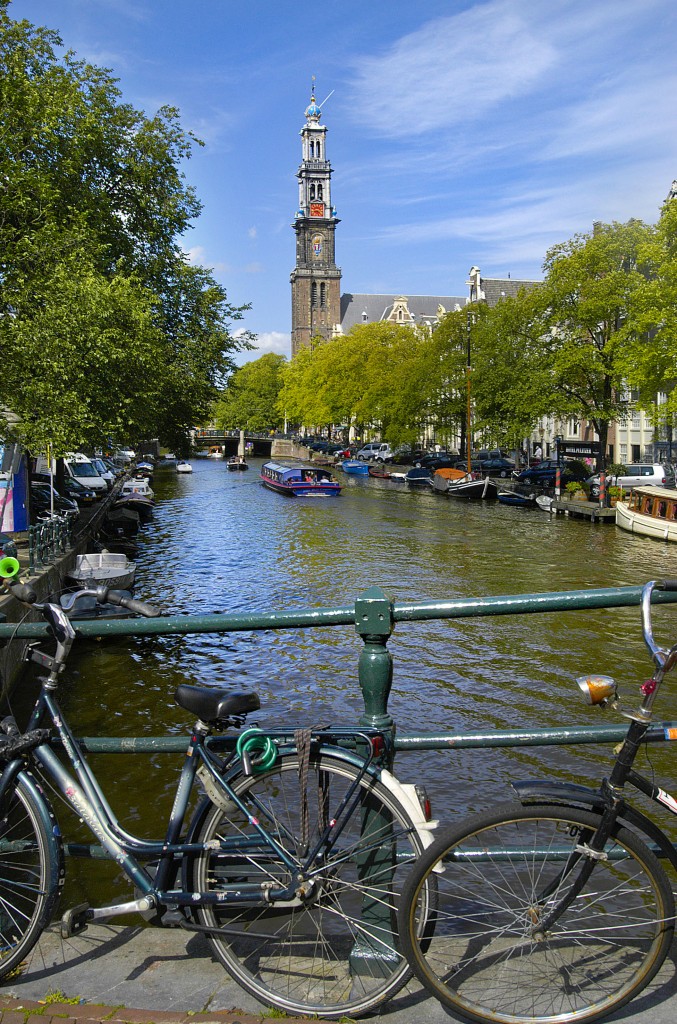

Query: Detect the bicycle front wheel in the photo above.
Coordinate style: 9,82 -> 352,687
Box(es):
398,802 -> 674,1024
0,772 -> 62,980
189,751 -> 434,1019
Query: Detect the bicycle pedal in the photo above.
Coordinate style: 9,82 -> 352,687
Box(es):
61,903 -> 91,938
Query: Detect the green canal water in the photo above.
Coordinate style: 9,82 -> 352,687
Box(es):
15,457 -> 677,904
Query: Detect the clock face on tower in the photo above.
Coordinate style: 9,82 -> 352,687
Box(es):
310,202 -> 324,217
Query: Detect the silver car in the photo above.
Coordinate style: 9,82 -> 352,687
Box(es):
587,463 -> 675,497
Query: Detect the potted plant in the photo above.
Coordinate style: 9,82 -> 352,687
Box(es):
607,484 -> 623,506
565,480 -> 588,501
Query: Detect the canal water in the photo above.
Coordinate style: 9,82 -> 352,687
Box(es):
17,458 -> 677,903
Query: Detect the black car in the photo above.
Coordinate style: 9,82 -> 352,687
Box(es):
30,483 -> 80,519
479,457 -> 515,478
415,453 -> 459,470
513,459 -> 590,487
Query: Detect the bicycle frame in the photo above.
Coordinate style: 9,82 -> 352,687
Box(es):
3,680 -> 388,920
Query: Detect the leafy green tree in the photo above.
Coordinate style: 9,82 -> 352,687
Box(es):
620,195 -> 677,433
0,2 -> 250,453
535,219 -> 654,465
215,354 -> 286,433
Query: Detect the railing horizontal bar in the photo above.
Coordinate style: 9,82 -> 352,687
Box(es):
58,722 -> 677,754
2,585 -> 677,640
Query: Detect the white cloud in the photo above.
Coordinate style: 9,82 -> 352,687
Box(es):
248,227 -> 258,240
241,331 -> 290,361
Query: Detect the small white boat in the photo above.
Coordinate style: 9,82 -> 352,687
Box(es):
535,495 -> 554,512
615,486 -> 677,542
121,478 -> 155,500
67,552 -> 136,591
176,461 -> 193,474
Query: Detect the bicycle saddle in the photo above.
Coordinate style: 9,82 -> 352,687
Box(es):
174,684 -> 260,725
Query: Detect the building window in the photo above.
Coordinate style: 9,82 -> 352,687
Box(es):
309,140 -> 314,157
320,283 -> 326,307
317,184 -> 323,200
310,183 -> 315,200
316,141 -> 321,158
311,282 -> 317,307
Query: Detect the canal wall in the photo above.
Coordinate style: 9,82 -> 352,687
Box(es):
0,492 -> 117,699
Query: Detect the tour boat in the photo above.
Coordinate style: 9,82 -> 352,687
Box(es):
260,462 -> 341,497
227,455 -> 249,471
615,486 -> 677,542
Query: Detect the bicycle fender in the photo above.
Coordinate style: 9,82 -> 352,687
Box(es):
14,768 -> 65,894
513,779 -> 677,872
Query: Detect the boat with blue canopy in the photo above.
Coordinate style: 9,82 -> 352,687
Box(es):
260,462 -> 341,497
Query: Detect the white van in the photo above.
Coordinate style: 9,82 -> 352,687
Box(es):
65,453 -> 108,495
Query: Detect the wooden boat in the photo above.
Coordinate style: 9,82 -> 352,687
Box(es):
227,455 -> 249,471
342,459 -> 370,476
260,462 -> 341,497
447,475 -> 498,499
405,467 -> 433,488
176,460 -> 193,474
368,465 -> 392,479
497,490 -> 538,507
615,486 -> 677,542
66,551 -> 136,591
431,468 -> 468,493
208,446 -> 224,459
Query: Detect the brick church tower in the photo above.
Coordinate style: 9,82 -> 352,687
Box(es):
290,88 -> 341,357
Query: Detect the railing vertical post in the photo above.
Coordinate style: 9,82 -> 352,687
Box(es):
355,586 -> 395,744
352,586 -> 398,976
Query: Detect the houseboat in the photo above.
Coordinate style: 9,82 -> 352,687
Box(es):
260,462 -> 341,497
615,485 -> 677,542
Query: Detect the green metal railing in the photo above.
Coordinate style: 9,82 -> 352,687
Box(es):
28,513 -> 77,572
3,582 -> 677,752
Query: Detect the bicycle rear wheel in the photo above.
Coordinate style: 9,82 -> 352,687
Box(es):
188,751 -> 434,1018
0,772 -> 62,980
398,802 -> 674,1024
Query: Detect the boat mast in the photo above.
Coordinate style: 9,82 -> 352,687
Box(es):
466,312 -> 473,475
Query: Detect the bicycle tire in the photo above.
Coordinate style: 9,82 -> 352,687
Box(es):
188,751 -> 435,1019
398,801 -> 674,1024
0,771 -> 62,980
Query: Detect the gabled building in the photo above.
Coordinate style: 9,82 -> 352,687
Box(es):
340,293 -> 466,333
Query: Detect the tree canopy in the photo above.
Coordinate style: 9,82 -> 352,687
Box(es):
215,354 -> 287,434
0,1 -> 251,455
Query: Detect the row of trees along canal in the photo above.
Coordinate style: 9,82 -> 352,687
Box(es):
216,208 -> 677,469
0,2 -> 253,462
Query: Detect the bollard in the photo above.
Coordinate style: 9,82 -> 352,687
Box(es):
599,470 -> 606,507
555,465 -> 561,498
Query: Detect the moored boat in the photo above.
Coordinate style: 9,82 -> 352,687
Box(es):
615,486 -> 677,542
342,459 -> 370,476
176,460 -> 193,474
497,490 -> 538,507
405,467 -> 433,488
367,465 -> 392,479
260,462 -> 341,497
120,478 -> 155,500
431,468 -> 468,493
446,475 -> 498,499
66,551 -> 136,591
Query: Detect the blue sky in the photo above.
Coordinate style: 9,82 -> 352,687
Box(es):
10,0 -> 677,364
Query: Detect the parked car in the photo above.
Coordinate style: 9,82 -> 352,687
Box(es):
586,463 -> 676,498
479,457 -> 515,478
30,483 -> 80,519
416,453 -> 460,470
513,459 -> 590,487
355,443 -> 394,462
391,447 -> 430,465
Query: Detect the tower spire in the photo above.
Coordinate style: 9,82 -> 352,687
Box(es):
290,84 -> 342,357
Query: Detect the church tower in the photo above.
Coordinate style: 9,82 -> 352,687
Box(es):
290,87 -> 341,357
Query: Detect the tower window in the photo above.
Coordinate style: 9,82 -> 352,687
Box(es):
320,282 -> 326,307
310,183 -> 315,200
311,282 -> 318,307
310,140 -> 314,157
317,184 -> 323,200
316,141 -> 321,158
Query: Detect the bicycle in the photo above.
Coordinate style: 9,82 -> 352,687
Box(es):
0,567 -> 437,1019
398,578 -> 677,1024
